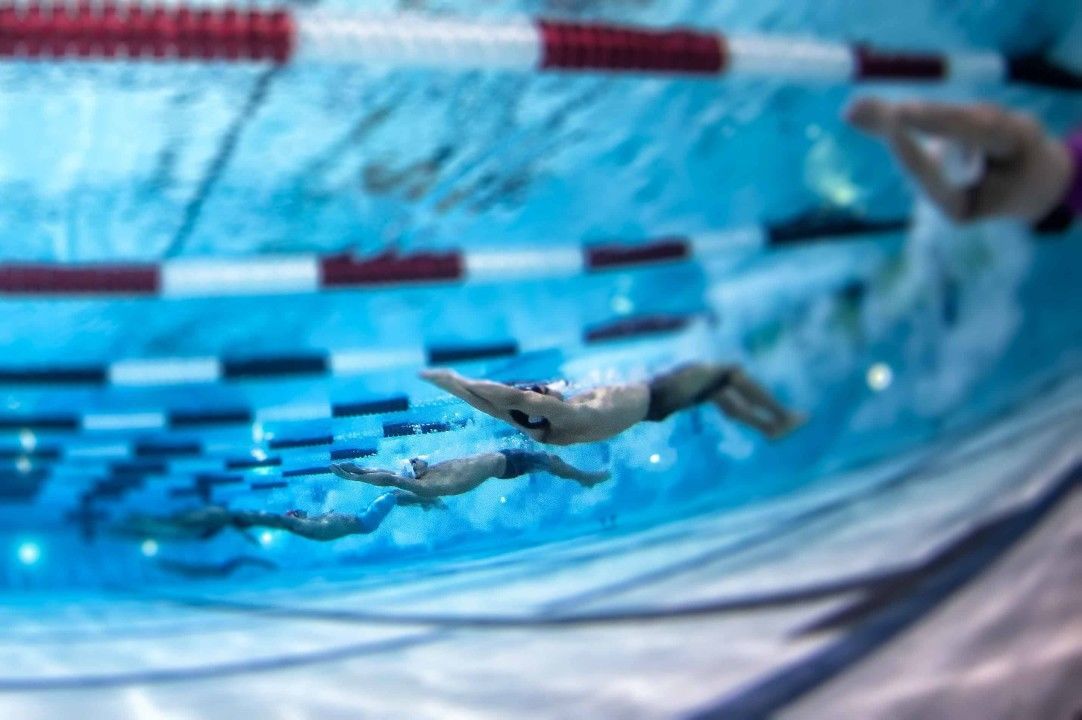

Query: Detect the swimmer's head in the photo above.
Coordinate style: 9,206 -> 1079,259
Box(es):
513,381 -> 566,401
285,509 -> 308,519
409,457 -> 429,477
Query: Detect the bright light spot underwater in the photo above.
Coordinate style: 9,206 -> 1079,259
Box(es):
649,453 -> 661,464
141,539 -> 159,558
611,295 -> 634,315
867,362 -> 894,392
17,541 -> 41,566
19,429 -> 36,452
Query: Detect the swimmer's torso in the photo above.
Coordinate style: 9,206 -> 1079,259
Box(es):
538,383 -> 651,445
416,453 -> 505,497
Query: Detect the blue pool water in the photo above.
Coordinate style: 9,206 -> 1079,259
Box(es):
0,0 -> 1081,716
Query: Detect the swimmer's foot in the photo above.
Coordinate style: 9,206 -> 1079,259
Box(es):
393,490 -> 446,511
577,471 -> 611,489
767,412 -> 808,440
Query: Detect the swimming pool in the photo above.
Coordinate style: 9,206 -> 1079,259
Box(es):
0,0 -> 1080,717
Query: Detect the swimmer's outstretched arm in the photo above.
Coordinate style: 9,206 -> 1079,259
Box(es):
330,463 -> 418,493
420,369 -> 566,419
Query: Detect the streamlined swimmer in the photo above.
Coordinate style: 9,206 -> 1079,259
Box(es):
331,449 -> 610,498
155,555 -> 279,579
420,363 -> 805,446
113,490 -> 443,543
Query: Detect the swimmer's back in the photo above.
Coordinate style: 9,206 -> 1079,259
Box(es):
544,383 -> 650,445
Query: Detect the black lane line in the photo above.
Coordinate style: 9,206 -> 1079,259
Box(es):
684,460 -> 1081,720
0,631 -> 445,692
0,366 -> 107,385
270,435 -> 334,450
426,342 -> 519,365
333,396 -> 409,418
164,67 -> 280,258
222,355 -> 328,380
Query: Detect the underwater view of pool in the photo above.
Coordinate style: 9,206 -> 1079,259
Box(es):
0,0 -> 1079,717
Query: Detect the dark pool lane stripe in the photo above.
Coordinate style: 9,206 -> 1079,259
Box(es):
0,264 -> 160,295
585,238 -> 690,270
685,459 -> 1081,720
584,314 -> 693,344
0,414 -> 80,431
134,441 -> 203,458
226,456 -> 283,470
269,435 -> 334,450
169,409 -> 253,428
766,214 -> 909,247
426,342 -> 519,365
383,421 -> 458,438
332,396 -> 409,418
329,447 -> 377,461
250,480 -> 288,491
222,355 -> 328,380
0,366 -> 108,385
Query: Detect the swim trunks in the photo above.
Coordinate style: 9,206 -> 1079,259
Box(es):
509,409 -> 551,431
645,366 -> 734,422
498,449 -> 545,479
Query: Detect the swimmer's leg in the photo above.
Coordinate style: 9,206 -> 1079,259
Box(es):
713,371 -> 805,439
726,369 -> 806,438
356,491 -> 444,533
654,364 -> 730,408
724,369 -> 794,422
713,392 -> 780,436
537,453 -> 611,488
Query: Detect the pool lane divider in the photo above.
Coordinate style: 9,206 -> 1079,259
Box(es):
0,213 -> 902,298
0,5 -> 1077,89
0,312 -> 709,389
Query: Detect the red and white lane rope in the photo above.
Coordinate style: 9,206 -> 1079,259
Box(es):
0,215 -> 905,297
0,4 -> 1077,88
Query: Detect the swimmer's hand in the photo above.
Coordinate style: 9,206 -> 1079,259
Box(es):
393,490 -> 446,511
846,99 -> 1073,223
419,368 -> 462,392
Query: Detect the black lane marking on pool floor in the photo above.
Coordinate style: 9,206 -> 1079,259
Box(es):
222,355 -> 329,380
0,365 -> 108,385
269,435 -> 334,450
426,342 -> 519,365
169,409 -> 253,428
332,396 -> 409,417
685,460 -> 1082,720
164,66 -> 281,258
